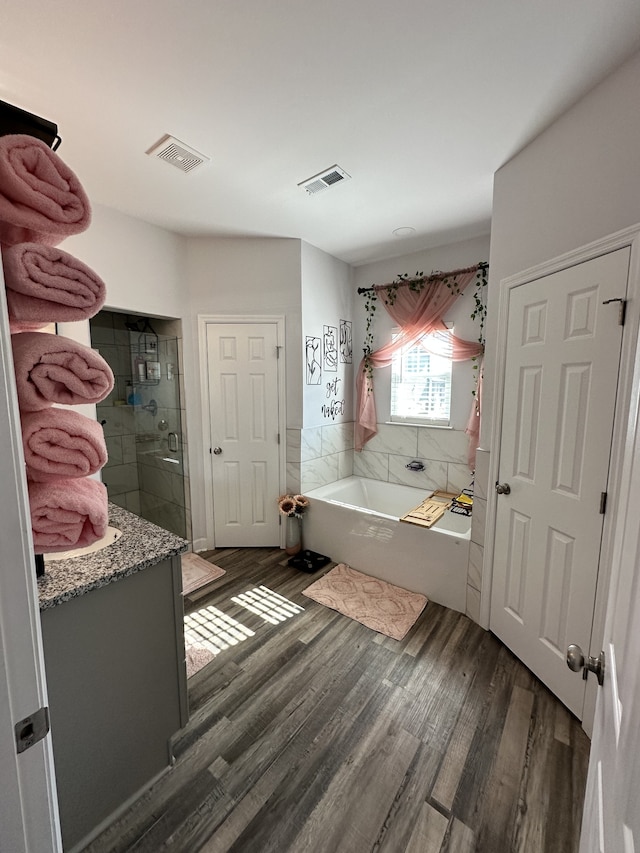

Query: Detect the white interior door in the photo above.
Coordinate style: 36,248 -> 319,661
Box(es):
491,248 -> 629,717
579,357 -> 640,853
0,267 -> 61,851
206,322 -> 281,547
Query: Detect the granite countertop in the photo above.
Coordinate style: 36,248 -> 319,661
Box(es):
37,503 -> 188,610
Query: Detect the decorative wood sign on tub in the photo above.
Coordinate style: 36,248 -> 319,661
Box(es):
399,490 -> 459,528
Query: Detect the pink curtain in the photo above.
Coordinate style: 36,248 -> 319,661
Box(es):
355,267 -> 484,470
465,364 -> 483,470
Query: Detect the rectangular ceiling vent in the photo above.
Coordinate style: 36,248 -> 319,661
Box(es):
146,134 -> 210,174
298,165 -> 351,195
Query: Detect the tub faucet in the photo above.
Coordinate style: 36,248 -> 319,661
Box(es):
405,460 -> 425,472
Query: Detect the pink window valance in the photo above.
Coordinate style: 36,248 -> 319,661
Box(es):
355,264 -> 486,470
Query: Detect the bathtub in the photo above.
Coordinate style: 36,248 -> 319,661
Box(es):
302,476 -> 470,612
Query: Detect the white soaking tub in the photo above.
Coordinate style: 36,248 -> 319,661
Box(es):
302,476 -> 471,612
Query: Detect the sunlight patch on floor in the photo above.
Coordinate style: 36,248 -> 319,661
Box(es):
184,604 -> 255,655
231,585 -> 304,625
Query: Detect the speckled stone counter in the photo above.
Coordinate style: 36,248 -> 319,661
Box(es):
37,503 -> 188,610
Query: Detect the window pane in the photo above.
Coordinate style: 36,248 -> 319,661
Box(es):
391,332 -> 452,424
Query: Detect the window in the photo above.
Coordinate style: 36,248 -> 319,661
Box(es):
390,329 -> 453,425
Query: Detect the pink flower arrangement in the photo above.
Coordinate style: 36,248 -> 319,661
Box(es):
277,494 -> 310,518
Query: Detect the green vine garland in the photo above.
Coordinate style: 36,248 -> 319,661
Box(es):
470,263 -> 488,392
362,288 -> 377,382
361,262 -> 489,389
470,264 -> 488,347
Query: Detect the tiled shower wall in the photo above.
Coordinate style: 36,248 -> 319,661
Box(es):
136,328 -> 191,539
91,312 -> 191,541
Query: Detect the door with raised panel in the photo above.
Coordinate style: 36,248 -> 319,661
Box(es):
206,323 -> 281,547
490,248 -> 629,717
578,396 -> 640,851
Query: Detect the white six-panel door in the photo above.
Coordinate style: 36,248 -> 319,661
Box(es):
491,248 -> 629,717
206,323 -> 281,547
0,259 -> 61,851
580,378 -> 640,852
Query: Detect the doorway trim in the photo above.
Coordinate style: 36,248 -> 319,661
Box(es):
484,223 -> 640,732
197,314 -> 286,551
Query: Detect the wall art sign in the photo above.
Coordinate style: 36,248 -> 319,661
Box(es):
321,376 -> 345,421
323,325 -> 338,372
339,319 -> 352,364
305,336 -> 322,385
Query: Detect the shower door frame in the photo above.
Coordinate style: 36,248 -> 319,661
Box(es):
198,314 -> 286,550
131,331 -> 188,540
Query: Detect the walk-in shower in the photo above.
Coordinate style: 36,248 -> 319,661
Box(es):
90,311 -> 190,540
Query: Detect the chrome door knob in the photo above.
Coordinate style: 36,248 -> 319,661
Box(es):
212,447 -> 223,455
566,643 -> 605,685
566,644 -> 585,673
495,482 -> 511,495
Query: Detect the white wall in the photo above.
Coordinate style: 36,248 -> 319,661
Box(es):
283,243 -> 355,493
47,205 -> 188,473
485,47 -> 640,443
63,203 -> 187,319
301,242 -> 353,429
482,47 -> 640,658
184,236 -> 302,545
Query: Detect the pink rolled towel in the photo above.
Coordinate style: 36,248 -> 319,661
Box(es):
29,477 -> 108,553
3,242 -> 106,328
22,408 -> 108,482
11,331 -> 114,412
0,134 -> 91,246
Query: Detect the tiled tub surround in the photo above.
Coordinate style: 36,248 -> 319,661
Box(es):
286,422 -> 354,493
466,447 -> 490,624
354,423 -> 473,494
38,503 -> 188,609
304,477 -> 471,612
286,423 -> 472,495
287,423 -> 485,623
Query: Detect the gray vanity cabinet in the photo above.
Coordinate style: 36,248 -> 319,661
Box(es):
40,555 -> 187,851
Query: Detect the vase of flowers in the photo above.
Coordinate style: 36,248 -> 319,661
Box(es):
278,493 -> 310,556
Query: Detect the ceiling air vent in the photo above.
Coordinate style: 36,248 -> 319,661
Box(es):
298,165 -> 351,195
146,134 -> 210,174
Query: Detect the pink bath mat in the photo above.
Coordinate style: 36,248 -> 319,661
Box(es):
302,563 -> 428,641
181,552 -> 225,597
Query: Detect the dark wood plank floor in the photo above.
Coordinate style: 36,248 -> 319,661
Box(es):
84,547 -> 590,853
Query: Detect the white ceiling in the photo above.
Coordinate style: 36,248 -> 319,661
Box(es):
2,1 -> 640,266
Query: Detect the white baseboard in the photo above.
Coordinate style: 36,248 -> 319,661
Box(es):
191,537 -> 210,554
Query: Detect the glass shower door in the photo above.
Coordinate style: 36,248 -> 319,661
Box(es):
132,333 -> 187,539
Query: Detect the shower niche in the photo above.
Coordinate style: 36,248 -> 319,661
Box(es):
131,322 -> 162,385
90,311 -> 190,541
